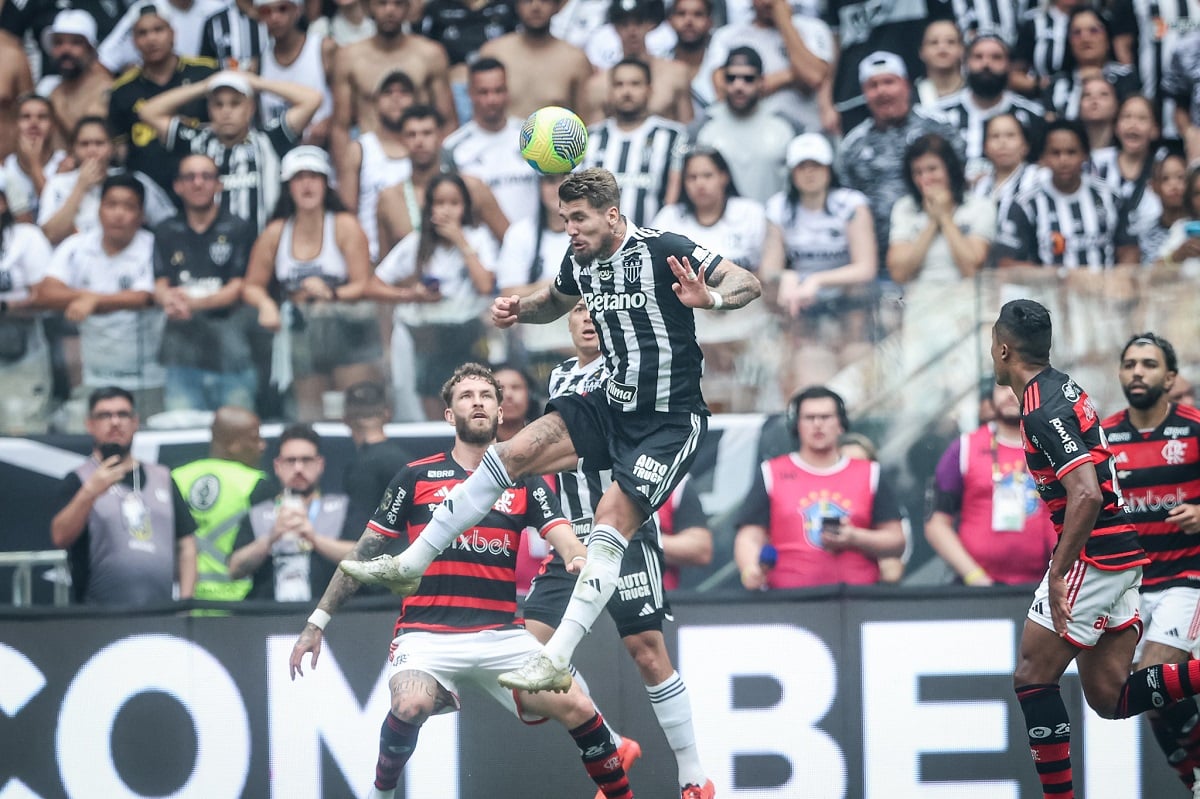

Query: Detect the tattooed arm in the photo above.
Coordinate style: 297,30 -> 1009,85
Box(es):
492,282 -> 578,327
668,255 -> 762,311
289,527 -> 393,679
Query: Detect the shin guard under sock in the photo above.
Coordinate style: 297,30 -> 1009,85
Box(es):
571,712 -> 632,799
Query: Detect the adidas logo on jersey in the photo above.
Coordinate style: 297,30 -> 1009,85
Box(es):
638,603 -> 655,617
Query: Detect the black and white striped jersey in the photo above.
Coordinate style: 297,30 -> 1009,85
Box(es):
951,0 -> 1030,49
583,116 -> 686,227
165,117 -> 298,233
1014,6 -> 1072,80
936,91 -> 1046,182
200,5 -> 266,70
552,222 -> 722,415
1044,64 -> 1141,119
1118,0 -> 1200,134
1163,30 -> 1200,125
548,356 -> 610,527
993,172 -> 1133,267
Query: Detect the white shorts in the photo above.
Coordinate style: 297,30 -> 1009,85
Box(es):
1134,586 -> 1200,659
386,628 -> 549,723
1028,561 -> 1142,648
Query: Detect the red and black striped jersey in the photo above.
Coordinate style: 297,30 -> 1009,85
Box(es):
1020,367 -> 1146,570
1101,403 -> 1200,591
367,451 -> 567,634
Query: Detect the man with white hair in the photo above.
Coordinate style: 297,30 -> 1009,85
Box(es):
43,9 -> 112,144
835,50 -> 962,261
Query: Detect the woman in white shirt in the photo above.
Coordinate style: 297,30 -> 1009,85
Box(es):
38,116 -> 174,246
370,173 -> 497,421
653,146 -> 783,411
243,146 -> 379,421
0,178 -> 55,432
888,133 -> 995,285
766,133 -> 877,393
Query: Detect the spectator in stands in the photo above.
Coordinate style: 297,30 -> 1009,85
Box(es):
242,146 -> 379,422
258,0 -> 336,146
496,172 -> 568,297
1090,95 -> 1162,237
494,363 -> 540,443
201,0 -> 266,72
340,380 -> 410,538
914,19 -> 964,108
925,381 -> 1057,586
0,176 -> 55,434
666,0 -> 713,118
836,51 -> 963,261
701,0 -> 832,134
330,0 -> 457,183
39,116 -> 175,246
108,6 -> 217,200
1164,30 -> 1200,164
50,386 -> 197,607
887,133 -> 995,285
371,172 -> 498,420
228,423 -> 355,601
972,113 -> 1040,207
339,68 -> 414,263
654,145 -> 783,410
43,9 -> 112,147
1011,0 -> 1081,98
768,133 -> 876,392
1155,158 -> 1200,270
477,0 -> 594,120
311,0 -> 378,46
1171,374 -> 1197,406
445,58 -> 539,226
34,174 -> 166,417
422,0 -> 515,125
838,431 -> 908,583
1139,150 -> 1187,265
694,46 -> 794,204
138,70 -> 322,232
937,33 -> 1046,187
582,58 -> 685,226
993,119 -> 1138,269
173,406 -> 266,601
99,0 -> 226,75
654,475 -> 713,590
376,105 -> 509,253
0,32 -> 33,162
1078,74 -> 1118,152
154,153 -> 259,413
579,0 -> 694,125
734,386 -> 906,589
5,95 -> 67,223
1044,7 -> 1139,120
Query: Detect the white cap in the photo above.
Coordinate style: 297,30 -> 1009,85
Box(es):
281,146 -> 332,181
786,133 -> 834,168
41,9 -> 98,53
253,0 -> 302,6
858,51 -> 907,85
208,71 -> 253,97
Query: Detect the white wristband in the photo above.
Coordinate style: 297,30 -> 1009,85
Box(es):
307,608 -> 331,630
707,289 -> 724,310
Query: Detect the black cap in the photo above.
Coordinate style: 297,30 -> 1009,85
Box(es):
723,46 -> 763,74
608,0 -> 665,24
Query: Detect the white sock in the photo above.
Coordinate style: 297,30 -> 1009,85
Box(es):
647,671 -> 705,787
544,525 -> 627,669
396,446 -> 511,572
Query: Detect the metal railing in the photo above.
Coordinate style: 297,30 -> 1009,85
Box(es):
0,550 -> 70,606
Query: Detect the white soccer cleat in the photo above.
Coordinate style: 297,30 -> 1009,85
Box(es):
498,653 -> 572,693
338,555 -> 422,596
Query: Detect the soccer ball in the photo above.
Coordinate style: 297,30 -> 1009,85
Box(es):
519,106 -> 588,175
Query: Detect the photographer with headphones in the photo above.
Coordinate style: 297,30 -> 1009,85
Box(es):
734,386 -> 906,590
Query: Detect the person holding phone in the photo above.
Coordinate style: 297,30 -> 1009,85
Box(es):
1156,159 -> 1200,270
733,386 -> 906,589
49,386 -> 197,607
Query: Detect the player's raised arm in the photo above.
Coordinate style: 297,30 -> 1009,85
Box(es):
669,254 -> 761,310
491,282 -> 578,328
